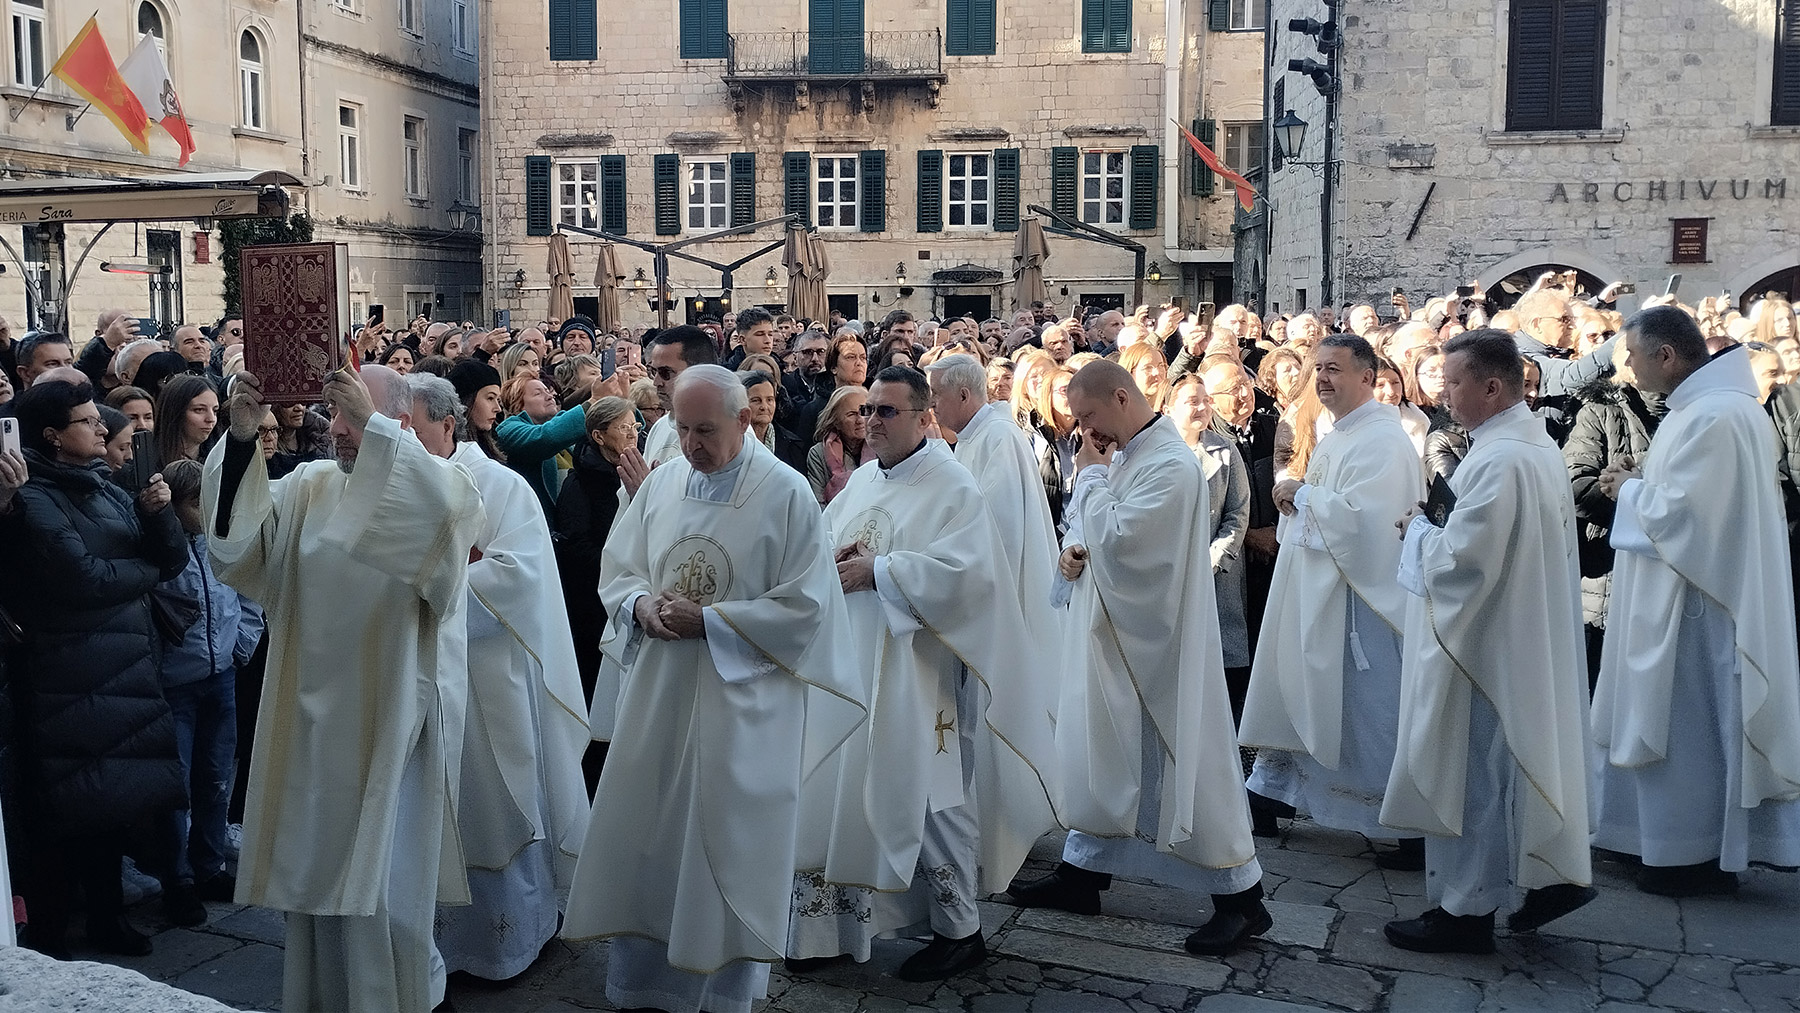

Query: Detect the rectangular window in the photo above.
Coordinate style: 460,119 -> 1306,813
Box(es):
457,129 -> 477,204
452,0 -> 473,52
403,116 -> 426,198
10,0 -> 46,87
815,155 -> 859,229
1505,0 -> 1605,131
333,0 -> 359,12
945,153 -> 991,229
1223,122 -> 1263,177
557,161 -> 599,228
338,104 -> 362,190
1080,150 -> 1126,226
240,61 -> 263,130
1081,0 -> 1131,53
1230,0 -> 1264,30
945,0 -> 996,56
398,0 -> 418,34
1777,0 -> 1800,125
685,158 -> 728,231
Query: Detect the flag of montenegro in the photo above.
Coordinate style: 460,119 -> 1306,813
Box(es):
50,16 -> 152,155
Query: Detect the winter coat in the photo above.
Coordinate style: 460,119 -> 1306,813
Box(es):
157,532 -> 261,687
1562,379 -> 1665,627
0,450 -> 187,836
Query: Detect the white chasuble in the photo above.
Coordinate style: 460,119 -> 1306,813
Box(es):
809,441 -> 1059,897
448,442 -> 590,880
561,436 -> 865,975
1055,416 -> 1257,873
951,402 -> 1061,675
1381,404 -> 1592,892
1595,347 -> 1800,812
1241,399 -> 1418,771
201,413 -> 484,917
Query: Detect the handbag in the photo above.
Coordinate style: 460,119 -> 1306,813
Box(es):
149,586 -> 202,645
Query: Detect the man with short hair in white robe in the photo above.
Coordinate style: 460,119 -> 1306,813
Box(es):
633,325 -> 719,488
1009,360 -> 1270,958
789,365 -> 1058,982
1242,335 -> 1424,867
561,365 -> 865,1013
1591,307 -> 1800,895
924,353 -> 1059,655
406,374 -> 591,980
1384,329 -> 1595,955
203,365 -> 484,1012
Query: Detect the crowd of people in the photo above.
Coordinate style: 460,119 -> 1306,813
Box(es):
0,272 -> 1795,1013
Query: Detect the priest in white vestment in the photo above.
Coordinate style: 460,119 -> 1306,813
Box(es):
202,365 -> 484,1012
1591,308 -> 1800,895
561,365 -> 865,1013
789,365 -> 1059,982
405,375 -> 591,980
1241,336 -> 1423,864
1383,329 -> 1595,955
924,354 -> 1060,665
1009,360 -> 1270,958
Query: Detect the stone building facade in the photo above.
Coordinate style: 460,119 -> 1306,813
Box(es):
1256,0 -> 1800,317
0,0 -> 482,342
0,0 -> 303,335
483,0 -> 1265,329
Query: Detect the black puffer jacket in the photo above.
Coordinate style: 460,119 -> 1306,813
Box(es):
1562,378 -> 1665,624
0,450 -> 187,837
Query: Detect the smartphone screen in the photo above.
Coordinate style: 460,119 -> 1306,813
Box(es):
135,318 -> 160,340
369,304 -> 385,327
1665,274 -> 1682,296
0,417 -> 19,459
1455,285 -> 1475,298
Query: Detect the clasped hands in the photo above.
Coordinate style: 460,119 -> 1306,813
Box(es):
835,540 -> 876,593
634,590 -> 705,641
1596,455 -> 1641,500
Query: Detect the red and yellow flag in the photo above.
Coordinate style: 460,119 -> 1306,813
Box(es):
50,16 -> 151,155
1177,120 -> 1258,212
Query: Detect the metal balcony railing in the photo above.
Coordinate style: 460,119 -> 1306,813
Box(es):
724,30 -> 945,80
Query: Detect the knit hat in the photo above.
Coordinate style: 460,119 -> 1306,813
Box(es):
447,359 -> 502,403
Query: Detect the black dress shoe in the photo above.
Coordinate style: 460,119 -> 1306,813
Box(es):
1183,901 -> 1272,956
1004,862 -> 1109,916
1374,838 -> 1426,872
1383,907 -> 1495,954
1247,791 -> 1291,839
1508,883 -> 1598,932
162,883 -> 207,927
86,916 -> 154,956
1637,862 -> 1739,897
195,872 -> 237,903
895,931 -> 986,982
783,954 -> 847,974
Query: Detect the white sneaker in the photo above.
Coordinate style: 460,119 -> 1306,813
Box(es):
225,823 -> 243,860
120,857 -> 163,905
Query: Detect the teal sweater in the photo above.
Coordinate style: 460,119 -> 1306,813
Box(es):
495,405 -> 587,515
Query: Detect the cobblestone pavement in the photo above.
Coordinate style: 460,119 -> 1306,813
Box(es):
85,821 -> 1800,1012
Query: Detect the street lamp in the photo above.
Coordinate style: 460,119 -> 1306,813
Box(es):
765,265 -> 779,289
1274,111 -> 1307,163
894,262 -> 908,286
633,267 -> 648,289
1144,261 -> 1163,284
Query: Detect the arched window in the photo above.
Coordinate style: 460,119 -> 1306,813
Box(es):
238,30 -> 264,130
136,2 -> 166,59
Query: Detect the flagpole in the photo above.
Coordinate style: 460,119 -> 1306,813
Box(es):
67,103 -> 92,127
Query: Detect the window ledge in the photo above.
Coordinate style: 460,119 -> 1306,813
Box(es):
232,127 -> 288,143
406,197 -> 429,208
0,85 -> 81,110
1749,124 -> 1800,139
341,188 -> 370,199
1485,128 -> 1625,146
330,4 -> 363,17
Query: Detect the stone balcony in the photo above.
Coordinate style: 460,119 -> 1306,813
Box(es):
723,30 -> 947,111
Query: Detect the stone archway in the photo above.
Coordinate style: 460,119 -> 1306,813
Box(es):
1475,247 -> 1624,308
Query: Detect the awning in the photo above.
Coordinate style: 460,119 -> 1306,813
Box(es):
0,169 -> 303,226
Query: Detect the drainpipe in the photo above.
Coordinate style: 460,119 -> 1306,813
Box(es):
1161,0 -> 1195,268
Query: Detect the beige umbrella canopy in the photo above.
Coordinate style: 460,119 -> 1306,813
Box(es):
547,232 -> 576,323
592,242 -> 622,335
784,228 -> 831,325
1012,217 -> 1049,311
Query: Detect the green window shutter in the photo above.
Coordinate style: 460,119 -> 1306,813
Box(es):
947,0 -> 996,56
783,151 -> 811,226
1128,144 -> 1158,230
1050,146 -> 1078,221
1208,0 -> 1230,32
1084,0 -> 1129,53
600,154 -> 627,234
1271,79 -> 1285,172
524,155 -> 552,236
680,0 -> 727,59
946,0 -> 969,54
992,148 -> 1020,231
917,149 -> 943,232
654,153 -> 681,235
729,152 -> 756,227
549,0 -> 596,60
859,149 -> 886,233
1194,119 -> 1216,196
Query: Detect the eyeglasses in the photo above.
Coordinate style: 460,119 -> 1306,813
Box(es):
255,425 -> 281,437
63,415 -> 106,431
857,405 -> 926,419
648,366 -> 680,381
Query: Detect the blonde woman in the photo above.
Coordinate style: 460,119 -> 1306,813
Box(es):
806,385 -> 872,506
498,342 -> 541,380
1009,347 -> 1056,428
1118,343 -> 1169,412
1030,363 -> 1080,531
